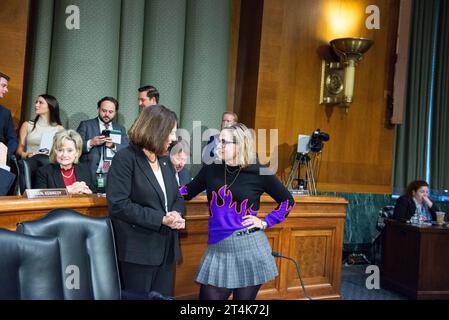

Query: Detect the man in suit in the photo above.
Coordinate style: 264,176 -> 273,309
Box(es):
0,72 -> 18,159
76,96 -> 128,191
138,85 -> 159,111
169,139 -> 191,186
0,142 -> 15,196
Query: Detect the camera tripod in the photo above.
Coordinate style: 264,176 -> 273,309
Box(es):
286,152 -> 319,195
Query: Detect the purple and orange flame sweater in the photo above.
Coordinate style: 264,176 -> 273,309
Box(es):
181,163 -> 295,244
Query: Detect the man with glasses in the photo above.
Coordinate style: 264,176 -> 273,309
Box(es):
169,139 -> 192,186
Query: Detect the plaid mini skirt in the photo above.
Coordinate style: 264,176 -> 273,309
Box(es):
195,228 -> 278,289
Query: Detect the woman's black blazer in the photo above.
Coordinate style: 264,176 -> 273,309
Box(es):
393,195 -> 438,221
106,144 -> 186,266
35,162 -> 96,192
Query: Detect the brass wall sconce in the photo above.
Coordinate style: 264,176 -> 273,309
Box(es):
320,37 -> 374,106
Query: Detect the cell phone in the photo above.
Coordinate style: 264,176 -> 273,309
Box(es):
101,130 -> 111,137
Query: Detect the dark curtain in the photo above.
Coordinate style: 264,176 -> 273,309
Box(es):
393,0 -> 441,193
430,0 -> 449,191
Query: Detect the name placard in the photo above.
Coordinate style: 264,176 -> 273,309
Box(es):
24,188 -> 70,199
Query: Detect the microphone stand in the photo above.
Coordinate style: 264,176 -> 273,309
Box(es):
272,251 -> 312,300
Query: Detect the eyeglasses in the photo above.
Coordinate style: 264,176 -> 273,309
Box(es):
219,139 -> 236,146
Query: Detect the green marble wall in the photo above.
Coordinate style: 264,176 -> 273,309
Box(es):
319,192 -> 396,252
319,192 -> 449,252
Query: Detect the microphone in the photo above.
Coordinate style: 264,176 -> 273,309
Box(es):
272,251 -> 311,300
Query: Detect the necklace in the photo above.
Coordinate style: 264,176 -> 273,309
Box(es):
148,156 -> 157,164
224,164 -> 242,192
143,149 -> 158,163
61,167 -> 74,179
225,165 -> 240,174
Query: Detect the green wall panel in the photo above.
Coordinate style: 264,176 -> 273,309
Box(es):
48,0 -> 121,129
141,0 -> 187,118
117,0 -> 146,129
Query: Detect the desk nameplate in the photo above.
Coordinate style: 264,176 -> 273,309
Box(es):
24,188 -> 69,199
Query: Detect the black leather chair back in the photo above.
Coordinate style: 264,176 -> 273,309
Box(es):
17,209 -> 121,300
6,155 -> 20,195
0,229 -> 63,300
18,154 -> 50,192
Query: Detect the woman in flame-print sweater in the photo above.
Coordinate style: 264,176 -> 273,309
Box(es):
180,123 -> 294,300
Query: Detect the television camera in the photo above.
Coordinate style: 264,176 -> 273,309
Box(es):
287,129 -> 330,195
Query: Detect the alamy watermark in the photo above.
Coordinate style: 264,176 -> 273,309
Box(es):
65,265 -> 80,290
365,265 -> 380,290
66,5 -> 80,30
174,121 -> 279,175
366,5 -> 380,30
65,4 -> 380,31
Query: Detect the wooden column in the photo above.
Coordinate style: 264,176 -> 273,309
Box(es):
0,0 -> 30,128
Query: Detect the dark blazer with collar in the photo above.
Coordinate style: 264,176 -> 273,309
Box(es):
393,195 -> 438,221
0,104 -> 19,157
35,162 -> 97,192
76,117 -> 129,178
106,144 -> 186,266
177,168 -> 192,186
0,168 -> 15,195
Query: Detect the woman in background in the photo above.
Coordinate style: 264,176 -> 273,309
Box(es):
16,94 -> 63,159
35,129 -> 95,194
393,180 -> 438,222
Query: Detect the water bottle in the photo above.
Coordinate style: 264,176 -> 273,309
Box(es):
410,209 -> 419,224
418,214 -> 425,225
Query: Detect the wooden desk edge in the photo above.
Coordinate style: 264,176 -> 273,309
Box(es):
0,194 -> 348,213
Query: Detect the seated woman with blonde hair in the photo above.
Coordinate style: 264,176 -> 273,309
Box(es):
35,129 -> 96,194
16,94 -> 64,159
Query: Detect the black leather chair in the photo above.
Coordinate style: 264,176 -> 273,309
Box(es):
17,208 -> 122,300
16,208 -> 172,300
18,154 -> 50,193
6,155 -> 20,195
371,205 -> 395,265
0,229 -> 64,300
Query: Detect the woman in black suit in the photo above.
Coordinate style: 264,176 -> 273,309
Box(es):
393,180 -> 438,222
106,105 -> 185,296
35,129 -> 96,194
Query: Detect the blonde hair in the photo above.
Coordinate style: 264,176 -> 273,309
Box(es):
49,129 -> 83,164
222,123 -> 256,167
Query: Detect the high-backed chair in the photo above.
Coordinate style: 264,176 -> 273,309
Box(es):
17,208 -> 122,300
0,229 -> 63,300
371,205 -> 395,265
18,154 -> 50,193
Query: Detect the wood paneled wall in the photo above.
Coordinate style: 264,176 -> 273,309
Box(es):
233,0 -> 400,194
0,0 -> 30,128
